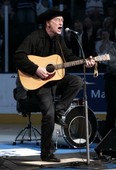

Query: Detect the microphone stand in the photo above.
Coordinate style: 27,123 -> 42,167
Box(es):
72,33 -> 90,165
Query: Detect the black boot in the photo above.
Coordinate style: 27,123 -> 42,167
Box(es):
55,114 -> 68,128
41,154 -> 60,162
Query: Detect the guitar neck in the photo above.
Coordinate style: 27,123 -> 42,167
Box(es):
55,54 -> 110,70
56,59 -> 84,70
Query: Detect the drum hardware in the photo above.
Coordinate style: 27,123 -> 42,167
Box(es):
54,115 -> 67,149
53,103 -> 97,149
71,98 -> 84,107
55,129 -> 62,149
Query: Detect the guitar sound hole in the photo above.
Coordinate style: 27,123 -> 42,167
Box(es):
46,64 -> 55,73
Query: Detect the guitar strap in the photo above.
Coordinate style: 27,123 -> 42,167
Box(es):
94,62 -> 98,77
57,37 -> 66,63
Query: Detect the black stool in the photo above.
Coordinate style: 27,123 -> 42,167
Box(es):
13,88 -> 41,145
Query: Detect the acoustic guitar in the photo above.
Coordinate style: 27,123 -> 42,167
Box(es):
18,54 -> 110,90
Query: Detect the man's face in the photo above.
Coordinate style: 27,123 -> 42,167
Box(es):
46,16 -> 64,35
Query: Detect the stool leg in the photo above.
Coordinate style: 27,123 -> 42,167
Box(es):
13,113 -> 41,145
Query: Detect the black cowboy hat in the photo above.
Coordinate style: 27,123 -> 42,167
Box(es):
38,6 -> 66,24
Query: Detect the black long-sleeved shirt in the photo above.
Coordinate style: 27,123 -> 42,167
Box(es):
15,29 -> 80,76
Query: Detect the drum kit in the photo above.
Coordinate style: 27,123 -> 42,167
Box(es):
53,97 -> 98,149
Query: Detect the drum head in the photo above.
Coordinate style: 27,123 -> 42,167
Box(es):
62,106 -> 97,148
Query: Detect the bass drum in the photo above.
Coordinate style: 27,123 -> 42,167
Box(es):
53,105 -> 97,148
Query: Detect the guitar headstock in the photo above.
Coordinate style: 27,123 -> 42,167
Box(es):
94,54 -> 110,62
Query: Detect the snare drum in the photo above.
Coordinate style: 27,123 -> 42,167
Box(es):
53,105 -> 97,148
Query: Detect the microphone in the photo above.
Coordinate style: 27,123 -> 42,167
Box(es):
65,28 -> 78,35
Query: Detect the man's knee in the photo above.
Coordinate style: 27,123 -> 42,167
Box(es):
71,75 -> 83,88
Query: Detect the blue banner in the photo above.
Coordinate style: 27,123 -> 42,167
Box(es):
72,73 -> 106,113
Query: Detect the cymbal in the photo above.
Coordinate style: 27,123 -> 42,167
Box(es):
85,81 -> 95,85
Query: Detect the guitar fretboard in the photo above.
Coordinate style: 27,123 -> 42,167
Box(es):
55,54 -> 110,70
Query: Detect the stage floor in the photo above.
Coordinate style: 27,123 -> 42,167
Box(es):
0,124 -> 116,170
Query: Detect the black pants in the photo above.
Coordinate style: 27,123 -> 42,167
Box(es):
105,76 -> 116,133
31,74 -> 83,157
